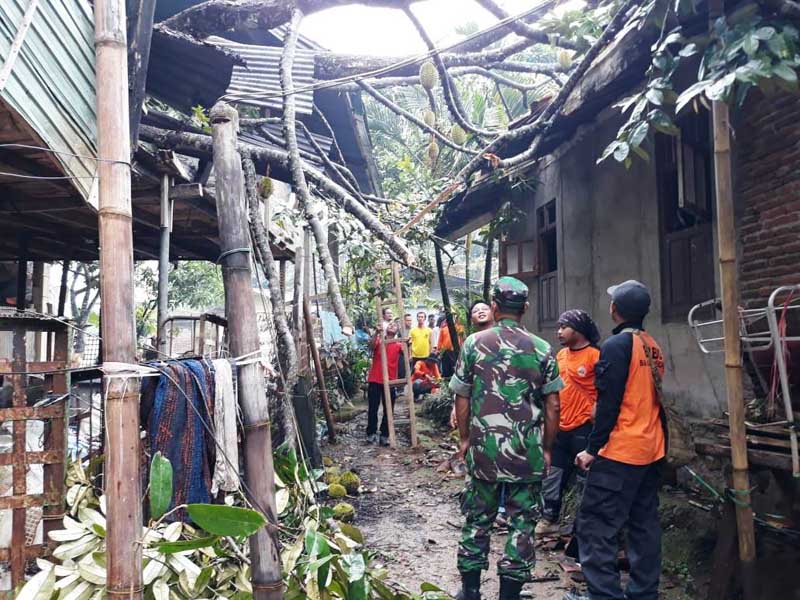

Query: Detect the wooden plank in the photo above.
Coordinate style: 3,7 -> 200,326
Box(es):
0,360 -> 65,374
0,450 -> 63,466
0,541 -> 56,562
10,325 -> 26,588
44,327 -> 67,541
717,432 -> 793,450
696,442 -> 793,471
0,404 -> 65,421
0,492 -> 62,510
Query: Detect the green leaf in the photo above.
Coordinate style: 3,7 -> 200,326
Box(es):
629,122 -> 650,148
649,109 -> 680,135
597,141 -> 620,164
676,80 -> 711,113
744,34 -> 759,55
152,536 -> 220,554
754,27 -> 776,40
16,565 -> 55,600
633,144 -> 651,162
345,553 -> 367,583
773,63 -> 798,82
339,523 -> 365,545
613,142 -> 631,162
645,88 -> 664,106
767,34 -> 788,56
679,43 -> 699,57
186,504 -> 266,537
149,453 -> 173,520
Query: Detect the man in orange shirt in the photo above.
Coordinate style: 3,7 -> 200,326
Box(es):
412,355 -> 442,399
536,310 -> 600,539
569,281 -> 665,600
438,313 -> 465,377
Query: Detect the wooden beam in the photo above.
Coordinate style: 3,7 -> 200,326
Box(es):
126,0 -> 157,148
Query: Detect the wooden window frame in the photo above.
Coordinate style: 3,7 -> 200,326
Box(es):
499,239 -> 539,277
656,110 -> 715,322
536,200 -> 559,327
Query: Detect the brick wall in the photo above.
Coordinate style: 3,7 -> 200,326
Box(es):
737,90 -> 800,309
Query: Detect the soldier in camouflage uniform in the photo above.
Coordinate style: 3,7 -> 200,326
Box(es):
450,277 -> 563,600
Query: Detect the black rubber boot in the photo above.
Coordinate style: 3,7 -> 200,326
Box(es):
498,577 -> 523,600
455,571 -> 481,600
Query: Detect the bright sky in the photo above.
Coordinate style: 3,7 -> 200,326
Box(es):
301,0 -> 534,56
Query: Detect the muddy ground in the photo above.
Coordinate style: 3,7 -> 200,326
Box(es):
322,399 -> 620,598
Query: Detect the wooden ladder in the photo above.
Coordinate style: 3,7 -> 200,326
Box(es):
374,262 -> 418,448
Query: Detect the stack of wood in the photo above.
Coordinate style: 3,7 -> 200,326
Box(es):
696,418 -> 796,472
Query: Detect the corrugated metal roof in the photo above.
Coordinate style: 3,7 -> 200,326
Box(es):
0,0 -> 97,206
208,36 -> 316,115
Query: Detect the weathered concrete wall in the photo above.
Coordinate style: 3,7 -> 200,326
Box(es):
508,112 -> 727,418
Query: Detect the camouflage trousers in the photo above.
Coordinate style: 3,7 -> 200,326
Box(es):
457,477 -> 542,582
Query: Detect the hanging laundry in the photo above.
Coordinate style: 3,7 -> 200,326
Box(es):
211,359 -> 239,494
148,360 -> 215,521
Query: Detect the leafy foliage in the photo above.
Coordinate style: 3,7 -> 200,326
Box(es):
600,1 -> 800,166
21,450 -> 453,599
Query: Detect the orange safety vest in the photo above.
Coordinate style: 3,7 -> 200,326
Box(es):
599,330 -> 666,465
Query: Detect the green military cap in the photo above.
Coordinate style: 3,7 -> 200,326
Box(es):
492,276 -> 529,309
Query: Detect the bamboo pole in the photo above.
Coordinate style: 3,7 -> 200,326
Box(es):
157,174 -> 171,355
375,290 -> 397,448
392,262 -> 417,447
93,0 -> 142,595
709,2 -> 757,587
304,296 -> 336,443
210,101 -> 282,600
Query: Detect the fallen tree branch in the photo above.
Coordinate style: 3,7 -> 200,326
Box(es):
139,124 -> 415,264
334,64 -> 557,92
475,0 -> 576,50
357,80 -> 477,154
281,8 -> 354,335
298,120 -> 363,198
243,157 -> 298,448
457,0 -> 641,180
403,5 -> 497,139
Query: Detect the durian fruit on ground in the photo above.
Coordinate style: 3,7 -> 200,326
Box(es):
328,483 -> 347,498
333,502 -> 355,522
339,471 -> 361,495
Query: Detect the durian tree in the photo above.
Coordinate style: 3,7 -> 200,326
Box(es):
140,0 -> 662,442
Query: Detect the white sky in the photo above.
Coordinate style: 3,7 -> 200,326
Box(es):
301,0 -> 533,56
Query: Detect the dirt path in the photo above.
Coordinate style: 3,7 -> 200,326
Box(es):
322,399 -> 577,598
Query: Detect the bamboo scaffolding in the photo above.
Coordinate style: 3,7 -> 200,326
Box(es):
93,0 -> 142,595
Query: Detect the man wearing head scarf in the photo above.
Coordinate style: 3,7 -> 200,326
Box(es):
450,277 -> 563,600
536,310 -> 601,540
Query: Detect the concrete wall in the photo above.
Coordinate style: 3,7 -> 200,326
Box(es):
506,111 -> 727,418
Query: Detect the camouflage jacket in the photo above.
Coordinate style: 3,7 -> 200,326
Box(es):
449,318 -> 563,482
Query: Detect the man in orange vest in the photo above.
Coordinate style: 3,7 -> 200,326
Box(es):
569,281 -> 665,600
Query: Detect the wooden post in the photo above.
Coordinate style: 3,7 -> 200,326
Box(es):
304,296 -> 336,443
157,174 -> 171,355
15,238 -> 27,311
93,0 -> 142,595
375,290 -> 397,448
709,3 -> 757,589
57,260 -> 69,316
393,262 -> 417,447
32,261 -> 45,359
210,101 -> 282,600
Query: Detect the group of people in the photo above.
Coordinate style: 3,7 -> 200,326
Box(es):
448,277 -> 665,600
364,303 -> 488,446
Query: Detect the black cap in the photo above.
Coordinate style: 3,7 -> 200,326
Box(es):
607,280 -> 651,319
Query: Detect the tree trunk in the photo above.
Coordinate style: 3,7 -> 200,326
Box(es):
243,157 -> 298,450
280,8 -> 354,336
483,229 -> 494,302
211,102 -> 283,600
434,240 -> 460,356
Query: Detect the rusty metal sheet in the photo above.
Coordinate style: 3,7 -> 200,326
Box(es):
0,359 -> 66,373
